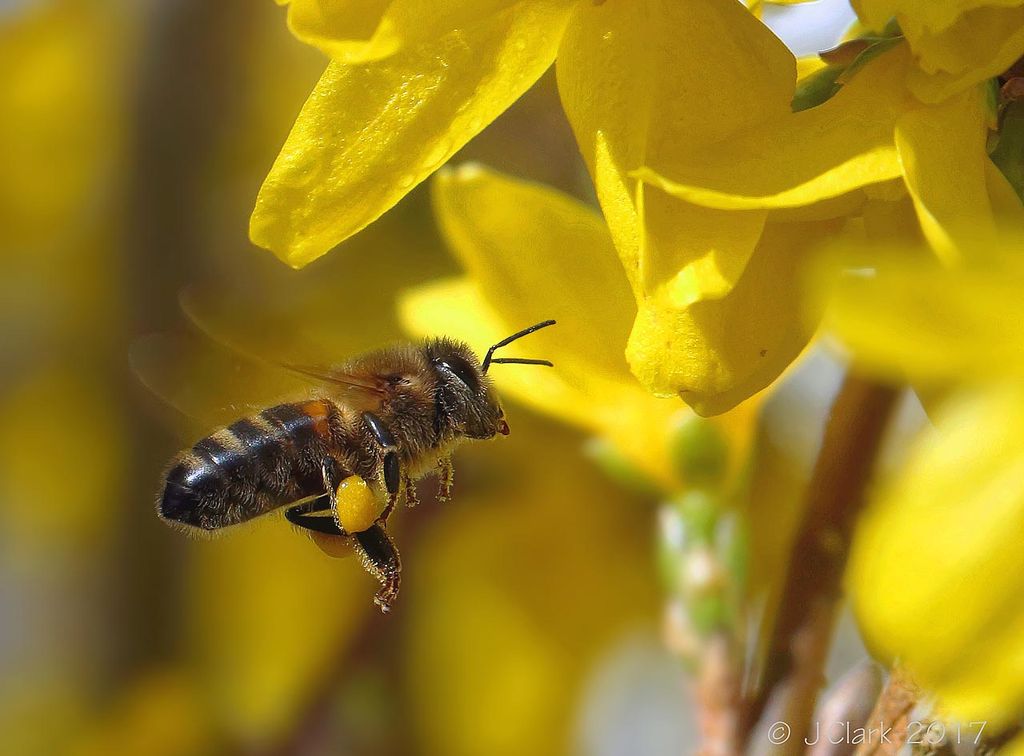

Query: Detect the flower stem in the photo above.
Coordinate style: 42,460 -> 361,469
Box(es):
742,373 -> 900,748
696,634 -> 743,756
853,668 -> 918,756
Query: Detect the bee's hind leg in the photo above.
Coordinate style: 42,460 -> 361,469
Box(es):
353,523 -> 402,612
285,495 -> 348,536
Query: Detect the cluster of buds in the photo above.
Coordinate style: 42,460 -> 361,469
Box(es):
657,416 -> 746,667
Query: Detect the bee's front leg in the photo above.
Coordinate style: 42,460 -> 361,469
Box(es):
404,474 -> 420,509
353,523 -> 402,612
361,412 -> 401,522
437,457 -> 454,503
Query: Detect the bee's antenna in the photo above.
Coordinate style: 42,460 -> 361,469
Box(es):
482,319 -> 556,374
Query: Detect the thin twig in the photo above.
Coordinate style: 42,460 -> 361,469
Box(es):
853,669 -> 918,756
742,374 -> 900,748
697,634 -> 744,756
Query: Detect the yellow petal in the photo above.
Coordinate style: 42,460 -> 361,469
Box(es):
850,386 -> 1024,727
851,1 -> 1024,101
852,0 -> 1024,34
627,218 -> 841,416
251,1 -> 571,267
430,164 -> 635,384
401,277 -> 600,431
820,244 -> 1024,385
640,185 -> 768,306
282,0 -> 533,63
796,54 -> 829,79
282,0 -> 397,61
904,5 -> 1024,102
746,0 -> 817,15
401,274 -> 688,479
557,0 -> 794,303
894,83 -> 996,262
403,165 -> 686,482
632,45 -> 914,212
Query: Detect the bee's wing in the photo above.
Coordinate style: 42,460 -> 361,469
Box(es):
130,330 -> 317,436
181,283 -> 397,401
178,283 -> 399,374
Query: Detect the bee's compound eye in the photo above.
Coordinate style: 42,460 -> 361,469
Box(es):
436,357 -> 479,391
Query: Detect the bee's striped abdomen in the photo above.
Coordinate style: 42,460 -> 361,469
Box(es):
158,400 -> 342,531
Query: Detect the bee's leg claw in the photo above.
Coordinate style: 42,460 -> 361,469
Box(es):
354,523 -> 402,613
373,576 -> 401,613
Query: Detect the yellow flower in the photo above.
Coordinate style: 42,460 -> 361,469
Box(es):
635,41 -> 1020,262
631,20 -> 1022,409
252,0 -> 575,266
255,0 -> 848,414
256,0 -> 1022,417
399,163 -> 759,489
851,0 -> 1024,102
822,239 -> 1024,728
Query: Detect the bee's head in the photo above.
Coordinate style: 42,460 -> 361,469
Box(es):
424,320 -> 555,440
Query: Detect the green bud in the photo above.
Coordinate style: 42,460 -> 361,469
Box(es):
687,592 -> 730,637
836,36 -> 903,85
674,489 -> 721,545
880,18 -> 902,38
992,99 -> 1024,204
792,65 -> 843,113
668,416 -> 729,489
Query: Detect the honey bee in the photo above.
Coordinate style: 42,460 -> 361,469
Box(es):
153,320 -> 555,611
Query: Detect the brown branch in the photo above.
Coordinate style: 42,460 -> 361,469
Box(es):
808,661 -> 884,756
697,634 -> 744,756
742,374 -> 900,748
853,669 -> 918,756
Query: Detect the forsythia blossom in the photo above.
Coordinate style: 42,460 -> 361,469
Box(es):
399,164 -> 759,490
254,0 -> 1024,419
251,0 -> 846,415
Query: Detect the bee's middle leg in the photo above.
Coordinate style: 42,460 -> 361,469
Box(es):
361,412 -> 401,522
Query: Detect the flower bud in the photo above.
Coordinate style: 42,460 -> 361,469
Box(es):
668,416 -> 729,490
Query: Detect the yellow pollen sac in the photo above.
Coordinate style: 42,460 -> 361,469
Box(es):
335,475 -> 384,534
308,532 -> 354,559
